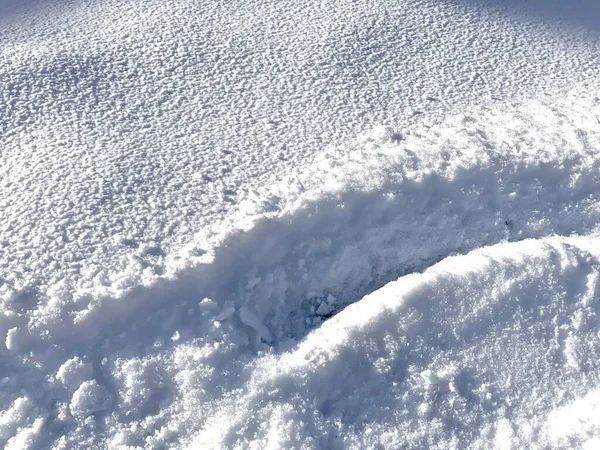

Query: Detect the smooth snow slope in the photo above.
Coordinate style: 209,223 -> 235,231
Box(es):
1,0 -> 600,448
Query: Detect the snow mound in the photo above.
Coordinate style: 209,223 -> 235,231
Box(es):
2,0 -> 600,311
69,380 -> 111,419
193,235 -> 600,449
1,93 -> 599,447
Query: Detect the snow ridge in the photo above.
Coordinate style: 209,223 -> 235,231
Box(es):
2,0 -> 600,447
194,234 -> 600,449
2,93 -> 600,448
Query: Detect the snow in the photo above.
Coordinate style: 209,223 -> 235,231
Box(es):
69,380 -> 111,419
1,0 -> 600,448
55,357 -> 94,388
2,0 -> 599,303
192,235 -> 600,448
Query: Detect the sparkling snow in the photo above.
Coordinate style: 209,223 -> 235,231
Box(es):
2,0 -> 600,448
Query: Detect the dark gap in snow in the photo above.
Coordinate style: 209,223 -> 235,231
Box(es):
40,146 -> 600,364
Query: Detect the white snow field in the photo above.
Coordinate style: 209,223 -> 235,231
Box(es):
2,0 -> 600,448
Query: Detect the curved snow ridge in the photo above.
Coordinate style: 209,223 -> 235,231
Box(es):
3,0 -> 600,308
192,234 -> 600,449
1,94 -> 600,448
15,92 -> 600,346
3,92 -> 598,345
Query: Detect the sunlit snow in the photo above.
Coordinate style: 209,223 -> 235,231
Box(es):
1,0 -> 600,448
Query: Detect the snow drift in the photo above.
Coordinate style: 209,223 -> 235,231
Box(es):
2,0 -> 600,448
2,92 -> 600,448
194,234 -> 600,449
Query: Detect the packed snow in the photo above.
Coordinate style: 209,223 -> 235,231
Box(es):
2,0 -> 600,448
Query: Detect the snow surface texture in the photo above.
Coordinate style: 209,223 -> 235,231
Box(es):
2,92 -> 600,448
2,0 -> 600,449
2,0 -> 600,300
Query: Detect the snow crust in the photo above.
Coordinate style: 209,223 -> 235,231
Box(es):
1,90 -> 599,448
2,0 -> 600,306
2,0 -> 600,448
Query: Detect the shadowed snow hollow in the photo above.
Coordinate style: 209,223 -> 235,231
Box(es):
2,0 -> 600,308
194,235 -> 600,449
0,92 -> 600,448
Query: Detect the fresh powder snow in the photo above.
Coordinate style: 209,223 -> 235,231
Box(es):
1,0 -> 600,448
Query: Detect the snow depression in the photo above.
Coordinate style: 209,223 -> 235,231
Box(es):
2,0 -> 600,448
